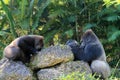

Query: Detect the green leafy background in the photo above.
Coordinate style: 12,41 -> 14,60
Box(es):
0,0 -> 120,79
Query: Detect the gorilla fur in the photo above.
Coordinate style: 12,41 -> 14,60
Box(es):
80,29 -> 106,63
66,29 -> 110,79
66,40 -> 84,61
91,60 -> 110,79
3,35 -> 44,63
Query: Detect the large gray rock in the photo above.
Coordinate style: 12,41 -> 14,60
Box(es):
0,58 -> 33,80
56,61 -> 92,75
37,69 -> 63,80
37,61 -> 92,80
31,45 -> 74,69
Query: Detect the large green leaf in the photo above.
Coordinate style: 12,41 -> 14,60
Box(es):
20,0 -> 28,20
20,19 -> 29,30
0,0 -> 17,38
0,31 -> 9,36
108,30 -> 120,41
65,29 -> 74,38
106,14 -> 120,22
83,23 -> 96,31
32,0 -> 50,33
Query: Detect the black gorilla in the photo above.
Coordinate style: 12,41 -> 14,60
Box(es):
66,29 -> 110,79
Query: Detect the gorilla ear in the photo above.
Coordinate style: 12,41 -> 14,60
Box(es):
40,36 -> 44,40
38,36 -> 44,43
34,35 -> 44,45
39,36 -> 44,45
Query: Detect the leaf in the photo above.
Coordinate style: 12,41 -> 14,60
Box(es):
103,0 -> 113,7
108,30 -> 120,41
49,9 -> 65,18
20,0 -> 28,20
0,0 -> 17,38
21,19 -> 29,30
65,29 -> 74,38
44,30 -> 58,44
68,16 -> 76,22
0,31 -> 9,36
2,0 -> 10,5
0,42 -> 5,47
83,23 -> 96,31
32,0 -> 50,32
28,0 -> 34,16
106,14 -> 120,22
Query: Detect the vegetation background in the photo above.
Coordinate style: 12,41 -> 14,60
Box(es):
0,0 -> 120,79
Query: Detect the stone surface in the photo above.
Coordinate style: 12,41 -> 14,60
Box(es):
56,61 -> 92,74
37,68 -> 63,80
31,45 -> 74,69
0,45 -> 93,80
0,58 -> 33,80
37,61 -> 92,80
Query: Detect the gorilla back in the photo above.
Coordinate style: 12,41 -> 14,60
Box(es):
80,29 -> 106,63
80,29 -> 110,79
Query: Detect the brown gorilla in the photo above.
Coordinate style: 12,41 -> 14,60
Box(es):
3,35 -> 44,63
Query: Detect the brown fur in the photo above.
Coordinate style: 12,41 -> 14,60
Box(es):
3,35 -> 44,63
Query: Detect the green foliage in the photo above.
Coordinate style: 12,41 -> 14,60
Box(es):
0,0 -> 120,70
113,60 -> 120,77
20,0 -> 28,20
32,0 -> 50,33
0,0 -> 17,38
108,31 -> 120,41
103,0 -> 120,7
57,72 -> 97,80
57,71 -> 120,80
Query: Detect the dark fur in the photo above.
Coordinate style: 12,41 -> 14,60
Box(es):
3,35 -> 44,63
80,29 -> 106,62
66,40 -> 84,61
66,29 -> 110,79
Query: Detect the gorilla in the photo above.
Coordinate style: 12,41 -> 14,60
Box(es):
3,35 -> 44,63
66,29 -> 110,79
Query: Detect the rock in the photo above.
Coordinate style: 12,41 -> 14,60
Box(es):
37,61 -> 92,80
0,58 -> 33,80
56,61 -> 92,75
31,45 -> 74,69
37,69 -> 63,80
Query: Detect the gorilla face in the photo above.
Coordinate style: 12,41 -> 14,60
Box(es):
34,36 -> 44,51
80,29 -> 99,48
66,40 -> 79,47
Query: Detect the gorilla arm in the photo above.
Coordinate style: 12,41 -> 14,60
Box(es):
66,40 -> 82,60
79,43 -> 102,63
